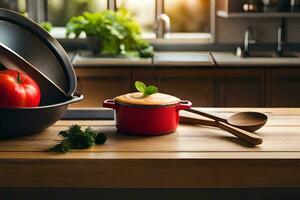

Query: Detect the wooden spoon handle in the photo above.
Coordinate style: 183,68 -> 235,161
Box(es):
185,108 -> 228,123
180,116 -> 218,127
180,116 -> 263,145
217,121 -> 263,145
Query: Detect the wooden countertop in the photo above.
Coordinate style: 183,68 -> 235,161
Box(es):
1,108 -> 300,188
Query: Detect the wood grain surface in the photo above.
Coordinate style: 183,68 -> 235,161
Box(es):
0,108 -> 300,188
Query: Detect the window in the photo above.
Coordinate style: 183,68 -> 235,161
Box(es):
115,0 -> 211,41
116,0 -> 155,33
0,0 -> 26,14
48,0 -> 107,27
165,0 -> 210,33
0,0 -> 212,42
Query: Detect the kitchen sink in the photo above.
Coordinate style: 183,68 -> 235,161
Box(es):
237,51 -> 300,58
277,52 -> 300,58
242,52 -> 278,58
153,52 -> 214,66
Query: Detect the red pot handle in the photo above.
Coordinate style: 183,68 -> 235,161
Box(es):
177,100 -> 192,111
103,99 -> 117,110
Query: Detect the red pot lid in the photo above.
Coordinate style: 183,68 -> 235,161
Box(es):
115,92 -> 180,106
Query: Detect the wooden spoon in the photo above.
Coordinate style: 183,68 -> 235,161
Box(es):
180,116 -> 263,145
185,108 -> 268,133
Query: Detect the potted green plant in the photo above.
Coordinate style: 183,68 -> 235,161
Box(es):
39,22 -> 53,32
66,8 -> 153,58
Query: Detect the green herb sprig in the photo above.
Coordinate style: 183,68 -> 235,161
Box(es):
135,81 -> 158,96
50,125 -> 107,153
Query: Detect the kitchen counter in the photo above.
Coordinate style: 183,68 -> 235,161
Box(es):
1,108 -> 300,188
72,51 -> 153,67
71,51 -> 300,68
72,51 -> 215,67
212,52 -> 300,67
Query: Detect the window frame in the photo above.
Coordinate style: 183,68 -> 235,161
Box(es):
26,0 -> 215,43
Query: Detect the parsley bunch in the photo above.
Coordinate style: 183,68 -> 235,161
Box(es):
50,125 -> 107,153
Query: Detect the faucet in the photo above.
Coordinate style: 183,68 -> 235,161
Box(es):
155,13 -> 171,39
236,26 -> 256,57
244,26 -> 256,55
277,19 -> 285,56
277,26 -> 283,56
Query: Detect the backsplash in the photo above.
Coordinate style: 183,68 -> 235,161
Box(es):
214,0 -> 300,45
215,17 -> 300,43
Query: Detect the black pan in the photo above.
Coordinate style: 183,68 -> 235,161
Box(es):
0,9 -> 83,138
0,8 -> 76,96
0,93 -> 83,138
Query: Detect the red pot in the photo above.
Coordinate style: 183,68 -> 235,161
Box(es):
103,99 -> 192,136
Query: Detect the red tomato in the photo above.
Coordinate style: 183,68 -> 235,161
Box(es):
0,69 -> 41,108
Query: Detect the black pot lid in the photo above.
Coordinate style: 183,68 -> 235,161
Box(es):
0,8 -> 76,96
0,43 -> 67,105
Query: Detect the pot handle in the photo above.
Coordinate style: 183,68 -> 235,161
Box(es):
177,100 -> 192,111
67,92 -> 84,104
103,99 -> 117,110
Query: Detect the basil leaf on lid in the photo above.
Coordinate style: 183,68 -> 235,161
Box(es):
135,81 -> 146,93
135,81 -> 158,96
144,86 -> 158,96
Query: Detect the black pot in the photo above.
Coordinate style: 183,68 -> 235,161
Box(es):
0,93 -> 83,138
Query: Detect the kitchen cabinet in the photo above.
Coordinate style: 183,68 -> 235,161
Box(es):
269,68 -> 300,107
158,69 -> 215,106
72,66 -> 300,108
215,69 -> 266,107
133,68 -> 265,107
131,69 -> 160,90
132,69 -> 215,106
73,68 -> 131,108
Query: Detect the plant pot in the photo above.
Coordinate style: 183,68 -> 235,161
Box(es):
87,36 -> 102,55
103,99 -> 192,136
